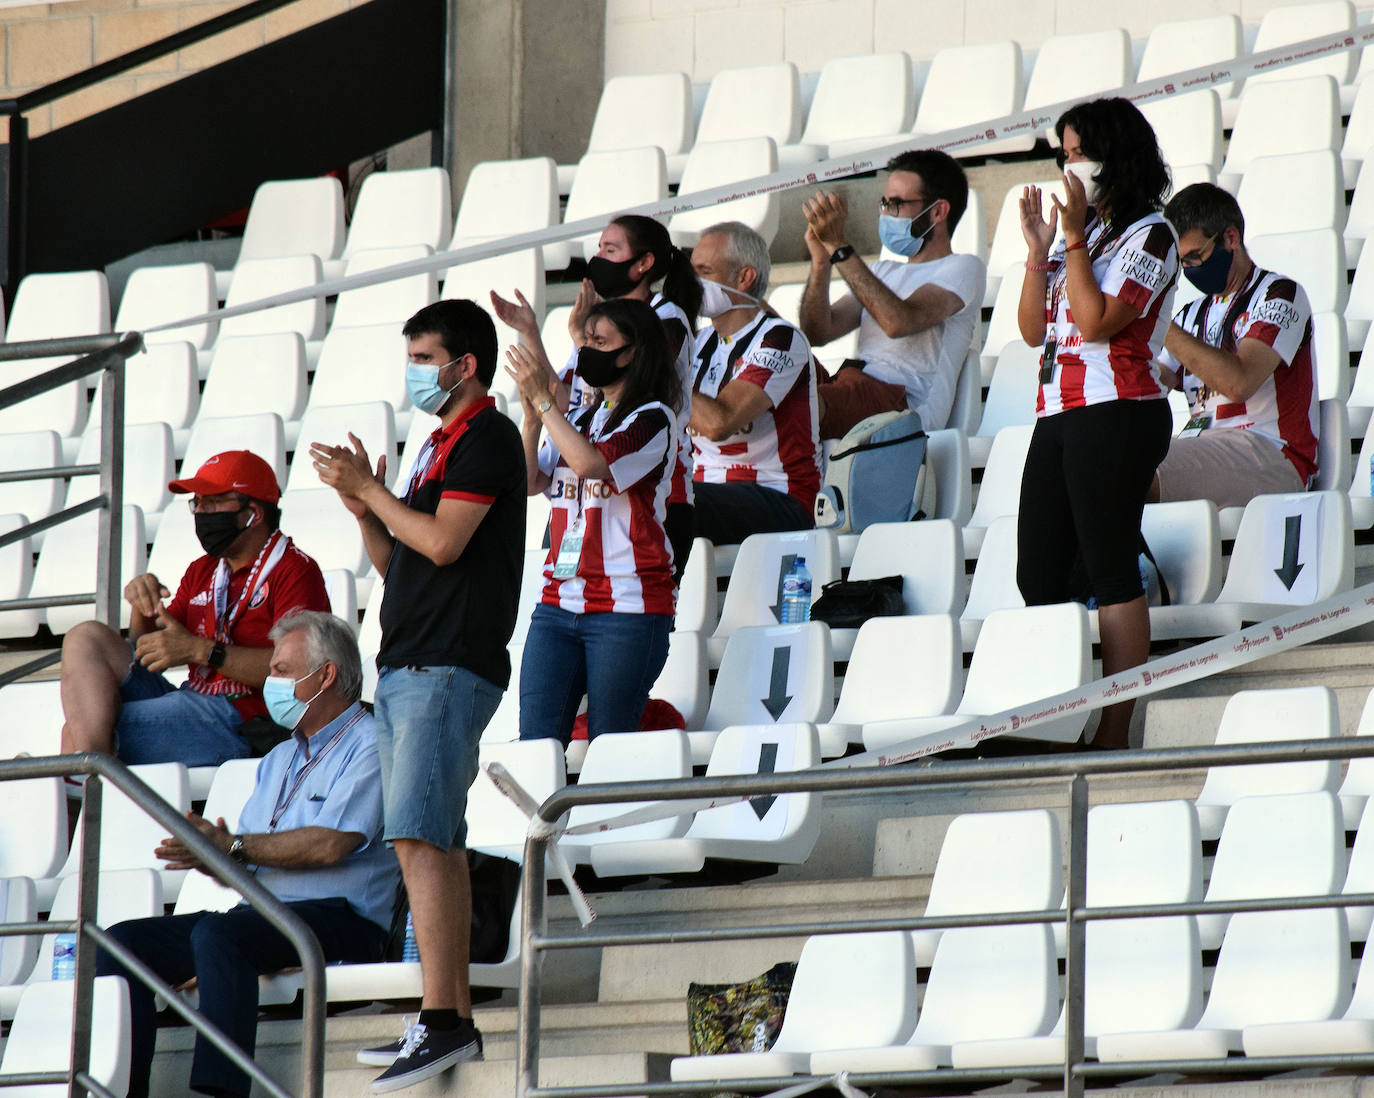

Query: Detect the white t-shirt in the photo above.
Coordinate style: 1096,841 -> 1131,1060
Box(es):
854,254 -> 986,431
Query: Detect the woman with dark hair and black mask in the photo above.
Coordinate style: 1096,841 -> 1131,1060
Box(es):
505,298 -> 682,745
493,213 -> 701,580
1015,96 -> 1180,750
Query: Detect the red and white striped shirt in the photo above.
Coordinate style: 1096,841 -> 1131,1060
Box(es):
564,294 -> 695,505
539,400 -> 677,615
689,313 -> 821,512
1037,211 -> 1179,416
1161,266 -> 1318,484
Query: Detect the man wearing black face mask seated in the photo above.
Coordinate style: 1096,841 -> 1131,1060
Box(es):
58,450 -> 330,767
1152,182 -> 1317,509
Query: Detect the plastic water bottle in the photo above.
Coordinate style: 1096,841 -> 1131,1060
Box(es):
52,933 -> 77,980
402,912 -> 419,963
780,557 -> 812,624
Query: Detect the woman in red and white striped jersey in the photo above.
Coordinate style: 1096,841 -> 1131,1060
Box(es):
506,298 -> 682,745
1014,97 -> 1180,750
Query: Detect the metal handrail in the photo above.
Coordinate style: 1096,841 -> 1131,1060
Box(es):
0,753 -> 325,1098
0,335 -> 138,690
516,734 -> 1374,1098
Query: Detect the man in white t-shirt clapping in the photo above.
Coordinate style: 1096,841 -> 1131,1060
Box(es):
799,148 -> 987,439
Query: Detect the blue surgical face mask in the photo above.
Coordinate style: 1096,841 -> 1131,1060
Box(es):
263,666 -> 326,730
878,201 -> 939,258
1184,236 -> 1235,296
406,357 -> 461,415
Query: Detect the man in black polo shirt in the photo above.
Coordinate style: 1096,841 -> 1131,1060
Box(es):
309,298 -> 525,1093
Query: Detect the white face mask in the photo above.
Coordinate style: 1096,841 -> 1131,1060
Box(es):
1063,160 -> 1104,206
699,279 -> 761,320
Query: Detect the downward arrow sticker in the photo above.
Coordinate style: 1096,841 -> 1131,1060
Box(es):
1274,513 -> 1305,591
749,742 -> 779,821
761,646 -> 793,720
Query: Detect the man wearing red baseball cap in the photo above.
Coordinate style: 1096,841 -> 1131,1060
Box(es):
58,450 -> 330,767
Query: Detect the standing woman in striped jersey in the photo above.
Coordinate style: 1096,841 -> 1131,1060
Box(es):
1015,97 -> 1179,750
506,298 -> 681,744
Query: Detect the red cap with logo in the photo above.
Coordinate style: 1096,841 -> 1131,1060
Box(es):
168,450 -> 281,503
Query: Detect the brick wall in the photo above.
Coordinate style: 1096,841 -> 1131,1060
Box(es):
605,0 -> 1374,82
2,0 -> 371,137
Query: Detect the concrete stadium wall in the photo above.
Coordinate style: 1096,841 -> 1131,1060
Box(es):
606,0 -> 1374,81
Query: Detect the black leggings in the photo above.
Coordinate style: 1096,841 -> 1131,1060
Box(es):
1016,399 -> 1172,609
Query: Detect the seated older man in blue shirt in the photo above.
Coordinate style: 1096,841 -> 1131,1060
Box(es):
97,609 -> 400,1098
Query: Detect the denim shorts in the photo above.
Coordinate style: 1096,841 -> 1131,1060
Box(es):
372,664 -> 503,851
115,660 -> 249,767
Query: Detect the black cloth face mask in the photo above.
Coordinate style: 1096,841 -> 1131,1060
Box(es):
586,254 -> 646,298
575,345 -> 629,389
194,508 -> 249,557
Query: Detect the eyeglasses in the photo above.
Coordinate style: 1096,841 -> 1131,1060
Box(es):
187,493 -> 248,515
878,195 -> 929,215
1180,233 -> 1222,270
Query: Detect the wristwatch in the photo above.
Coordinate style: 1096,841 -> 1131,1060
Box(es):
829,244 -> 856,265
228,835 -> 248,865
207,642 -> 227,669
537,398 -> 554,417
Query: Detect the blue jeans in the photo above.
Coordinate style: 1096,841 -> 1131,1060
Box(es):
97,899 -> 386,1098
519,604 -> 672,744
116,661 -> 249,767
373,665 -> 502,851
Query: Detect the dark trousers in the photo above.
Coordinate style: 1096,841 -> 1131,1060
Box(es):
97,898 -> 387,1098
691,482 -> 813,546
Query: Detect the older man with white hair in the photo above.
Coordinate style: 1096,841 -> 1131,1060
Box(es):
96,609 -> 399,1098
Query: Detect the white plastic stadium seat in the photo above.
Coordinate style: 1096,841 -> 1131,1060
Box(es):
908,809 -> 1062,967
0,686 -> 66,880
199,334 -> 308,424
451,157 -> 559,245
984,178 -> 1065,309
557,730 -> 692,867
1096,908 -> 1350,1063
0,514 -> 39,638
335,167 -> 451,274
1197,791 -> 1346,950
86,342 -> 199,435
31,505 -> 146,635
1235,151 -> 1343,236
954,800 -> 1203,1068
1339,691 -> 1374,832
287,401 -> 396,494
1139,500 -> 1224,630
671,63 -> 801,182
789,52 -> 914,162
962,424 -> 1033,557
464,739 -> 566,862
696,623 -> 834,766
331,245 -> 437,330
306,323 -> 410,417
66,423 -> 174,536
115,261 -> 218,348
650,629 -> 709,733
590,723 -> 821,877
925,428 -> 972,526
1311,315 -> 1349,403
1137,15 -> 1242,114
815,615 -> 960,758
958,515 -> 1024,649
217,255 -> 326,344
7,270 -> 109,345
1249,0 -> 1357,89
1139,92 -> 1223,175
279,489 -> 370,576
37,762 -> 190,910
673,538 -> 716,635
708,530 -> 839,664
813,924 -> 1057,1073
0,878 -> 38,988
0,432 -> 65,542
1344,799 -> 1374,940
670,931 -> 915,1081
181,413 -> 287,492
542,147 -> 667,272
1024,30 -> 1132,142
864,603 -> 1092,752
1250,230 -> 1347,321
557,73 -> 693,192
1192,687 -> 1341,841
1316,398 -> 1351,493
0,976 -> 131,1094
668,138 -> 780,248
1219,77 -> 1341,190
971,342 -> 1039,467
980,271 -> 1027,380
238,176 -> 346,268
913,42 -> 1030,157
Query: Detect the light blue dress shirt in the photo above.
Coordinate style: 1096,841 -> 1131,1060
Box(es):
236,702 -> 400,931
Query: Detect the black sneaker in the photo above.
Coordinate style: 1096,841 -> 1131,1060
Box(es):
357,1018 -> 416,1067
369,1022 -> 483,1093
